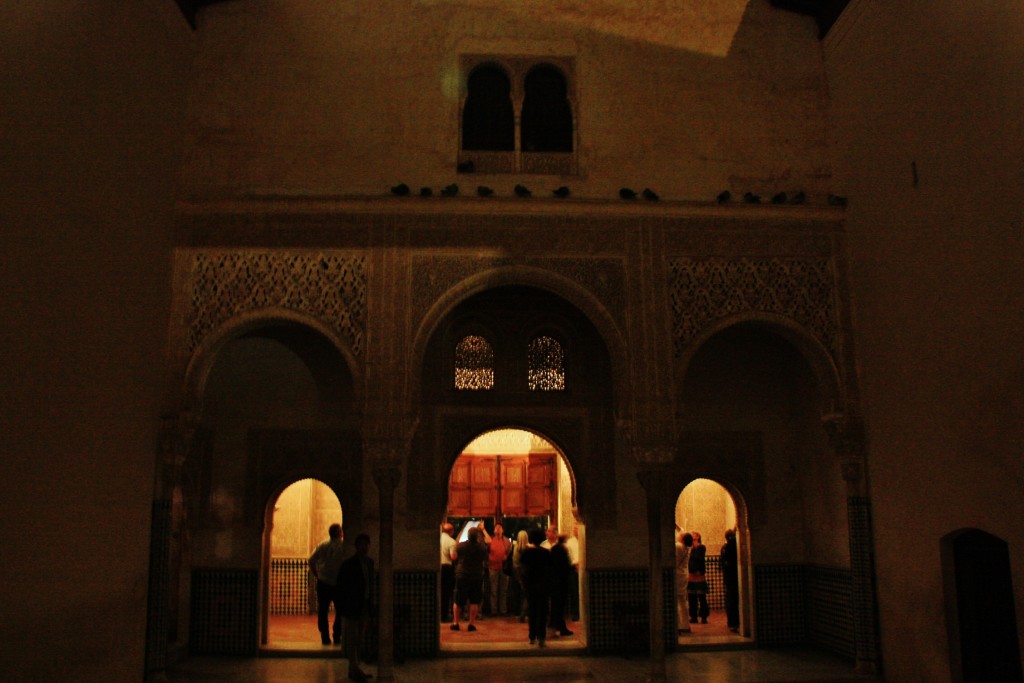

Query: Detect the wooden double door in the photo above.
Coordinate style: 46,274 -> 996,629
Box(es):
448,453 -> 556,518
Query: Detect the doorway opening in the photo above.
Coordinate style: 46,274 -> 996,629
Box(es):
674,478 -> 751,646
262,478 -> 344,650
440,428 -> 587,654
942,528 -> 1023,683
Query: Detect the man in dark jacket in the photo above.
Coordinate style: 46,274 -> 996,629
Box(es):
337,533 -> 373,682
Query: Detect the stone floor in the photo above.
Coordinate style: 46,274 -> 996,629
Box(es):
163,648 -> 873,683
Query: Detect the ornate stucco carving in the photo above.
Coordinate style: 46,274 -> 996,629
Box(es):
410,255 -> 626,331
183,250 -> 366,357
670,257 -> 838,358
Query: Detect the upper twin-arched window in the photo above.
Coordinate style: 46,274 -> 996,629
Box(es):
459,56 -> 577,174
454,333 -> 566,392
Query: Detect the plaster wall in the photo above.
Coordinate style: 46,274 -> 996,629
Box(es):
0,3 -> 193,681
181,0 -> 830,203
825,1 -> 1024,680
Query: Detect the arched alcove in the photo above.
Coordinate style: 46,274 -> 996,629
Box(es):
679,321 -> 847,568
176,318 -> 362,656
676,320 -> 855,657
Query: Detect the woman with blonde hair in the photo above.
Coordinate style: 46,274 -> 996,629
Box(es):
513,529 -> 530,622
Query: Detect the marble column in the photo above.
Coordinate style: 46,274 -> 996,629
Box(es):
825,414 -> 880,676
373,464 -> 401,683
637,466 -> 669,683
146,412 -> 195,683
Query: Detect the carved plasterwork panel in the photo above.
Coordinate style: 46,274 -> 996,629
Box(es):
670,257 -> 837,358
184,251 -> 366,357
411,255 -> 626,331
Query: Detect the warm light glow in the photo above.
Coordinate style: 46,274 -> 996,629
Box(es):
424,0 -> 750,57
271,479 -> 342,558
463,428 -> 551,455
676,478 -> 736,554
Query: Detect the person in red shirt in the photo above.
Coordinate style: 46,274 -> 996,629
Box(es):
487,523 -> 512,615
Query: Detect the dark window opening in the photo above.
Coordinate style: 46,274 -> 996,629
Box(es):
521,64 -> 573,152
462,64 -> 514,151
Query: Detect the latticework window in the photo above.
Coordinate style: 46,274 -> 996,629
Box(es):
455,335 -> 495,390
528,335 -> 565,391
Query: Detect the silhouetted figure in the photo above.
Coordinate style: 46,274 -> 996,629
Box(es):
687,531 -> 710,624
520,528 -> 552,646
337,533 -> 374,682
722,530 -> 740,632
308,523 -> 346,645
548,534 -> 573,636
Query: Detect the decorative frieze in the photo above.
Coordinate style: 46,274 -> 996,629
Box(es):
670,257 -> 838,358
410,254 -> 627,331
183,250 -> 366,357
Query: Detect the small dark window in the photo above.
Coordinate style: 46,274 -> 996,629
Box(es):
462,64 -> 514,151
455,335 -> 495,390
521,64 -> 573,152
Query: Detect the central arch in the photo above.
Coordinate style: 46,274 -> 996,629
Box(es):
408,283 -> 620,532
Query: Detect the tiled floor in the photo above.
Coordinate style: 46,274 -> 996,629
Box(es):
170,613 -> 870,682
163,648 -> 871,682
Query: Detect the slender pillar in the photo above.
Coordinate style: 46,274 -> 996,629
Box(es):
373,464 -> 401,683
637,467 -> 668,683
825,415 -> 880,676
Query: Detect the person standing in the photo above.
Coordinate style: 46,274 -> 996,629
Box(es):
565,523 -> 581,622
337,533 -> 374,683
519,528 -> 552,647
675,531 -> 692,634
513,529 -> 530,622
722,529 -> 740,632
687,531 -> 710,624
487,523 -> 512,616
548,534 -> 573,636
307,523 -> 346,645
439,522 -> 456,622
450,525 -> 488,632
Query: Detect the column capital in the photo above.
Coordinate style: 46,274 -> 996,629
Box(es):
636,463 -> 672,498
372,465 -> 402,493
363,412 -> 419,464
623,416 -> 677,466
822,412 -> 866,459
157,411 -> 199,468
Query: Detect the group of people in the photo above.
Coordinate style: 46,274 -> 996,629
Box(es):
441,521 -> 579,647
674,528 -> 739,633
307,524 -> 375,683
